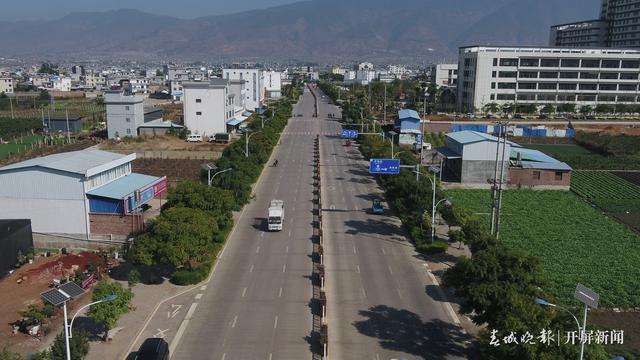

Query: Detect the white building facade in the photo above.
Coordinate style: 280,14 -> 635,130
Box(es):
0,78 -> 13,95
104,90 -> 145,139
264,71 -> 282,99
183,79 -> 234,136
223,69 -> 264,111
457,46 -> 640,112
429,64 -> 458,88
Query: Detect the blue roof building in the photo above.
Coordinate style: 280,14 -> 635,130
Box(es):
0,150 -> 167,241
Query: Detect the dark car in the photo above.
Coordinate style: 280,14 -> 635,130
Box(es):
136,338 -> 169,360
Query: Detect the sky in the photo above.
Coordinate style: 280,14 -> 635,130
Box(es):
0,0 -> 304,21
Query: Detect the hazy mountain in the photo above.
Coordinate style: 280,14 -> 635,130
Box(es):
0,0 -> 600,63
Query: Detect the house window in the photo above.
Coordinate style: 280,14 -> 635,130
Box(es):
126,117 -> 131,123
196,111 -> 202,116
125,106 -> 130,111
126,128 -> 131,135
532,171 -> 541,180
555,172 -> 563,181
196,99 -> 202,103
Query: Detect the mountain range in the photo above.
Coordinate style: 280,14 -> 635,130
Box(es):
0,0 -> 600,63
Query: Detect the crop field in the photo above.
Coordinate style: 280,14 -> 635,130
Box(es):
571,171 -> 640,201
526,144 -> 640,170
447,189 -> 640,307
0,135 -> 44,160
613,171 -> 640,187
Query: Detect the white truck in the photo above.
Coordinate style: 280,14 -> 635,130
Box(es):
268,200 -> 285,231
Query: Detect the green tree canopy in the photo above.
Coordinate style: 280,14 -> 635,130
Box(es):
88,280 -> 134,330
165,180 -> 235,231
50,329 -> 89,360
129,207 -> 218,268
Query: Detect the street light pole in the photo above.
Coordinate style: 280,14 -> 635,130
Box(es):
244,131 -> 261,158
63,302 -> 71,360
208,168 -> 233,187
68,295 -> 118,338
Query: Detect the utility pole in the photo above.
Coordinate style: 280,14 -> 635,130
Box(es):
490,124 -> 502,234
383,83 -> 387,124
9,95 -> 14,120
65,109 -> 71,143
495,125 -> 508,240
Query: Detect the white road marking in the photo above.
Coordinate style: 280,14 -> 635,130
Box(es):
200,285 -> 207,291
353,246 -> 357,254
249,264 -> 254,273
242,287 -> 247,297
195,293 -> 203,300
269,354 -> 273,360
356,265 -> 360,273
426,270 -> 461,324
274,315 -> 279,329
288,230 -> 292,237
279,287 -> 283,297
169,302 -> 199,354
283,264 -> 287,273
397,288 -> 403,299
381,248 -> 387,255
154,328 -> 169,338
361,288 -> 367,298
261,232 -> 264,237
256,246 -> 260,254
222,354 -> 227,360
285,246 -> 289,253
231,315 -> 238,328
388,265 -> 394,275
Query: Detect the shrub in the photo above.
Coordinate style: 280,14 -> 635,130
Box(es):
170,264 -> 211,285
88,281 -> 134,330
51,329 -> 89,360
416,240 -> 448,254
127,268 -> 141,288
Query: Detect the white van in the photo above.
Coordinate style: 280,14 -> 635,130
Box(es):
186,134 -> 203,142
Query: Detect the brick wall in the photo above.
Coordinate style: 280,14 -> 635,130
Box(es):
510,168 -> 571,188
89,213 -> 143,236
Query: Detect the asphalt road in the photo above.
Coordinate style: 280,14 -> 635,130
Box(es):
315,89 -> 471,360
168,89 -> 327,360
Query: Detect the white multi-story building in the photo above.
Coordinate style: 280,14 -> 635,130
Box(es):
429,64 -> 458,88
457,45 -> 640,112
264,71 -> 282,99
129,78 -> 150,94
0,77 -> 14,95
223,68 -> 264,111
84,73 -> 106,90
388,65 -> 407,76
332,66 -> 346,76
358,62 -> 374,70
104,90 -> 145,139
343,70 -> 357,83
183,79 -> 234,136
51,76 -> 72,92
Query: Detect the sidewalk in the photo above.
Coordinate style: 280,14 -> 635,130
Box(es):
423,223 -> 482,338
85,280 -> 183,360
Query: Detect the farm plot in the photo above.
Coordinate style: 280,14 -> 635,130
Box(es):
612,171 -> 640,187
571,171 -> 640,232
447,189 -> 640,307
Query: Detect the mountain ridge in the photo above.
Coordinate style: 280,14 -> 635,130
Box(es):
0,0 -> 600,63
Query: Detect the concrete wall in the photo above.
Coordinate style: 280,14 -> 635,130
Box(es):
33,233 -> 127,251
510,168 -> 571,189
89,213 -> 143,236
462,141 -> 511,162
461,160 -> 510,183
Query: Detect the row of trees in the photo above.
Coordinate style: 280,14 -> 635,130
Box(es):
128,98 -> 295,283
484,101 -> 640,116
350,115 -> 611,358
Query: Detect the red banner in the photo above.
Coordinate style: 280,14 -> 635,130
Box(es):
82,273 -> 96,289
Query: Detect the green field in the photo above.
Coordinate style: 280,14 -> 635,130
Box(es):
447,189 -> 640,307
0,135 -> 42,159
526,143 -> 640,170
572,171 -> 640,201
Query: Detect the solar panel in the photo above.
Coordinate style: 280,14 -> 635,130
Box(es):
41,289 -> 69,306
59,282 -> 86,299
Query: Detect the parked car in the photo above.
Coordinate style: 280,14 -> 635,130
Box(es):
371,199 -> 384,214
135,338 -> 169,360
186,134 -> 203,142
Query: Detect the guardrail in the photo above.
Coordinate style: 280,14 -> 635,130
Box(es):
312,134 -> 327,359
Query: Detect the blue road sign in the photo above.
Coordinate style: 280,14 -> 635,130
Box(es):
369,159 -> 401,175
341,129 -> 359,139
